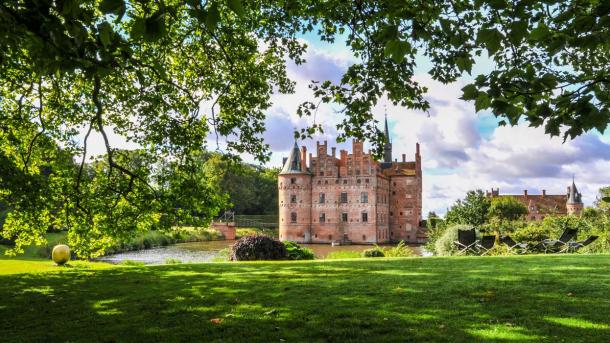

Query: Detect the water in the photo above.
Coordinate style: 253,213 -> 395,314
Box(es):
98,240 -> 426,265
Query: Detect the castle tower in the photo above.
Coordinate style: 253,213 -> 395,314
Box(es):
566,177 -> 584,216
383,111 -> 392,163
278,142 -> 312,242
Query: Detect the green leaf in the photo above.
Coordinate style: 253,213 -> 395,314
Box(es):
205,4 -> 221,32
529,24 -> 550,41
384,40 -> 411,64
602,197 -> 610,203
461,84 -> 479,100
99,0 -> 125,15
227,0 -> 245,16
508,20 -> 528,44
98,22 -> 113,47
144,12 -> 167,42
477,28 -> 503,55
130,17 -> 146,39
455,56 -> 473,74
474,92 -> 491,111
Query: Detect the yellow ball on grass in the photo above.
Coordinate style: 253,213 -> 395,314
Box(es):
52,244 -> 71,265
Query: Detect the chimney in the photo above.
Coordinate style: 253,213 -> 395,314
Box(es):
402,154 -> 406,162
300,146 -> 307,172
332,147 -> 336,157
524,190 -> 528,196
416,142 -> 420,155
542,189 -> 546,197
394,158 -> 398,162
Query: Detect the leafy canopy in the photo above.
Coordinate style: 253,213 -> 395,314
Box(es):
445,190 -> 491,227
2,0 -> 609,255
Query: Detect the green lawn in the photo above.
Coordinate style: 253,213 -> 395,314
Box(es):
1,255 -> 609,342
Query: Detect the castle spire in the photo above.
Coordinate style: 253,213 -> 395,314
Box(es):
567,176 -> 582,204
383,107 -> 392,163
280,141 -> 306,174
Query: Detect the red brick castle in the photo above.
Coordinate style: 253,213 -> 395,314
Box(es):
278,117 -> 424,244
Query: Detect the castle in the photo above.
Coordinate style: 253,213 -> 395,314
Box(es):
277,117 -> 424,244
486,178 -> 584,220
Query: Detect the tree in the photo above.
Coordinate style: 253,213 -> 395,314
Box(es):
2,1 -> 609,254
594,186 -> 610,212
488,197 -> 528,222
445,190 -> 491,228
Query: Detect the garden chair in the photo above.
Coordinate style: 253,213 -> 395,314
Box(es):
476,235 -> 496,255
560,235 -> 599,253
453,229 -> 478,255
539,228 -> 578,253
500,236 -> 529,254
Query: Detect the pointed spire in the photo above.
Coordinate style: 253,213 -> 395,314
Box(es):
280,141 -> 307,174
384,105 -> 390,144
382,105 -> 392,163
567,176 -> 582,204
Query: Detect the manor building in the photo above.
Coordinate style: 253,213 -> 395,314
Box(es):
277,118 -> 424,244
486,179 -> 584,221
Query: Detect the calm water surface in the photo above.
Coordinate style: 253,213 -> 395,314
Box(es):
99,240 -> 427,265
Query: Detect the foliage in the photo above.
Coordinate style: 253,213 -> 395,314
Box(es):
382,241 -> 416,257
3,255 -> 610,341
2,0 -> 609,256
594,186 -> 610,212
488,196 -> 528,222
283,241 -> 315,260
164,258 -> 182,265
362,247 -> 385,258
434,224 -> 475,256
230,234 -> 287,261
445,190 -> 490,228
236,227 -> 278,239
201,153 -> 279,215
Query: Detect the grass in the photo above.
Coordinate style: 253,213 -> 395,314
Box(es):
1,254 -> 609,342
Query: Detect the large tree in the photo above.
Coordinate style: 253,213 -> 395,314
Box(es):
445,190 -> 491,228
1,0 -> 608,254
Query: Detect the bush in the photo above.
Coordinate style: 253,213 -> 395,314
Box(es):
383,241 -> 415,257
165,258 -> 182,264
362,247 -> 385,258
434,224 -> 475,256
230,234 -> 287,261
283,241 -> 315,260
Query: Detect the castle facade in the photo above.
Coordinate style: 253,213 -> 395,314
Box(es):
278,119 -> 424,244
486,179 -> 584,220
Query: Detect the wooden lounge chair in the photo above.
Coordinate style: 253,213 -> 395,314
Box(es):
476,235 -> 496,255
500,236 -> 529,254
453,229 -> 478,255
539,228 -> 578,253
560,235 -> 599,253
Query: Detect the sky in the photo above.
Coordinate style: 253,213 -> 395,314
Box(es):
82,34 -> 610,217
256,35 -> 610,216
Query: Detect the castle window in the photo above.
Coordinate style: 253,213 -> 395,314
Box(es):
362,235 -> 366,240
328,235 -> 332,240
320,172 -> 324,176
390,212 -> 393,216
291,178 -> 296,184
341,213 -> 348,222
362,212 -> 368,222
325,180 -> 328,184
392,191 -> 396,195
343,179 -> 348,185
356,170 -> 360,175
400,212 -> 403,216
340,192 -> 348,203
291,195 -> 297,203
335,180 -> 339,184
320,213 -> 326,223
361,192 -> 368,203
365,179 -> 369,183
357,179 -> 361,184
317,180 -> 321,185
290,212 -> 297,223
319,193 -> 325,203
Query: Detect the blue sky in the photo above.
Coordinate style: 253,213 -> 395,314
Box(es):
84,32 -> 610,216
261,33 -> 610,216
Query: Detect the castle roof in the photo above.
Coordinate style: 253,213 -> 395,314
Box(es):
280,142 -> 309,175
567,178 -> 583,204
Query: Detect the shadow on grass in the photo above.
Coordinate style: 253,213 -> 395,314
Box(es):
1,255 -> 609,342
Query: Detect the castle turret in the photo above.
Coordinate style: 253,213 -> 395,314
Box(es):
383,112 -> 392,163
278,142 -> 312,242
566,177 -> 583,216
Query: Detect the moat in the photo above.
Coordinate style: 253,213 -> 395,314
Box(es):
99,240 -> 428,265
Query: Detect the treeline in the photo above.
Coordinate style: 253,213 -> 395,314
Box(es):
202,153 -> 279,216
